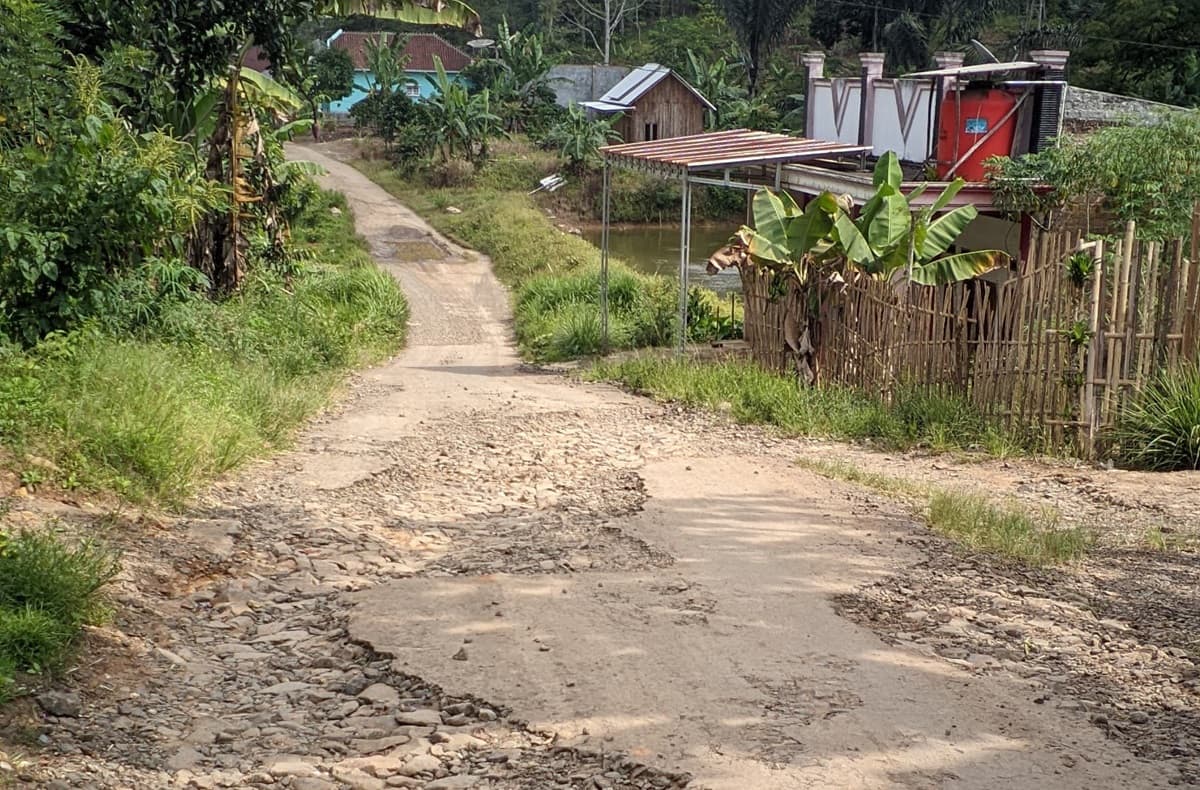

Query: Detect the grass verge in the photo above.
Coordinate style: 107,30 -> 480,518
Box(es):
0,524 -> 120,702
587,355 -> 1015,453
0,189 -> 408,505
797,458 -> 1089,565
351,157 -> 737,362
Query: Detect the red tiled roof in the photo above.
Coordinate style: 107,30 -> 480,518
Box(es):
329,32 -> 472,73
243,45 -> 272,73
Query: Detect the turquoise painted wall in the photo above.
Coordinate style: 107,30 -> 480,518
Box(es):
327,71 -> 469,114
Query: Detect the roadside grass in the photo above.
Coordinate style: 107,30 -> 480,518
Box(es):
795,458 -> 928,499
928,491 -> 1090,564
0,189 -> 408,505
1142,526 -> 1200,553
0,524 -> 120,702
352,157 -> 690,362
797,458 -> 1090,565
586,355 -> 1014,453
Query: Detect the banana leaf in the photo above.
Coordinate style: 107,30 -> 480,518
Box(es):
910,249 -> 1006,285
920,204 -> 979,259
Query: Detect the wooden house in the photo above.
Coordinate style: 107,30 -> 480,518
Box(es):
582,63 -> 714,143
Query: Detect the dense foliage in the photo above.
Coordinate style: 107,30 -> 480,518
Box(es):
987,114 -> 1200,239
463,0 -> 1200,108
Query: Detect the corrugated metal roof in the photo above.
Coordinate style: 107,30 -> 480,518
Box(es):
591,63 -> 716,112
601,129 -> 869,172
906,61 -> 1041,78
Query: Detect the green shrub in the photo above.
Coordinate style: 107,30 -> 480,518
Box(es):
0,527 -> 120,692
0,653 -> 14,702
1112,364 -> 1200,471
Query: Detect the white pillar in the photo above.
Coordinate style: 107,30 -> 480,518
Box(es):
802,52 -> 826,137
859,52 -> 885,148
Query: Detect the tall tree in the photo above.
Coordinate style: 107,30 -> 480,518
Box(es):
562,0 -> 650,64
808,0 -> 1013,73
719,0 -> 803,94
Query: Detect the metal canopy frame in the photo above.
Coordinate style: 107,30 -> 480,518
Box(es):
598,129 -> 870,353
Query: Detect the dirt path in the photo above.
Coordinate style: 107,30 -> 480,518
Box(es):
3,144 -> 1189,789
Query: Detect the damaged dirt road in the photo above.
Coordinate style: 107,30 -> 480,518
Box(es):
6,144 -> 1195,789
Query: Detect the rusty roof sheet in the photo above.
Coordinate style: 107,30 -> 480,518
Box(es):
601,129 -> 869,172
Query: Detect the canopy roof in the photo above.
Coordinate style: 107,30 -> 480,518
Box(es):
600,129 -> 869,176
907,61 -> 1041,78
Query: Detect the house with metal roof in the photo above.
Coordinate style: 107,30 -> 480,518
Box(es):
582,63 -> 715,143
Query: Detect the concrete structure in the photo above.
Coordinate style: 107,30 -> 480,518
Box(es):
325,31 -> 472,114
1063,86 -> 1186,131
545,64 -> 630,108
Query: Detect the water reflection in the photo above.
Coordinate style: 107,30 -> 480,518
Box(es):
581,224 -> 741,294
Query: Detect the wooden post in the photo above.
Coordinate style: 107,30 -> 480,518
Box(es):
1083,240 -> 1104,457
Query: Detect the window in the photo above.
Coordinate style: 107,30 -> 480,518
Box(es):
643,122 -> 659,141
405,82 -> 420,99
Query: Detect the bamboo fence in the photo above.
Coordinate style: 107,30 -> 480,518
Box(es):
736,214 -> 1200,455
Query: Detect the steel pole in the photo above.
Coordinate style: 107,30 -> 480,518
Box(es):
678,176 -> 692,354
600,162 -> 611,352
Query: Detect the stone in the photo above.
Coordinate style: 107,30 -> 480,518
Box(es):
261,681 -> 313,695
36,691 -> 82,718
451,647 -> 468,661
268,758 -> 323,778
1130,710 -> 1150,725
445,207 -> 463,215
330,764 -> 387,790
394,710 -> 443,727
358,684 -> 400,707
396,753 -> 442,777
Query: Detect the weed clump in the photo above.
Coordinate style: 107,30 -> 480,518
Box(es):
927,491 -> 1090,564
1112,365 -> 1200,471
0,526 -> 120,700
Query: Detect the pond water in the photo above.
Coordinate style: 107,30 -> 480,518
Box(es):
581,224 -> 743,293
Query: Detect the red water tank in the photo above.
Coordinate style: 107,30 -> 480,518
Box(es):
935,88 -> 1018,182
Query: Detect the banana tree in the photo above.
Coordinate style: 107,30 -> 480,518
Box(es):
831,152 -> 1007,286
189,54 -> 313,293
733,152 -> 1007,287
711,151 -> 1009,382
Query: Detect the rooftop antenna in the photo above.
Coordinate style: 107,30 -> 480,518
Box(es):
970,39 -> 1000,64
